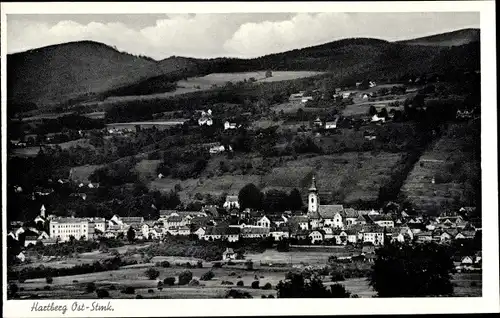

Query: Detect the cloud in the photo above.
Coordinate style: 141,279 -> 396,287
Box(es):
7,12 -> 479,59
223,12 -> 480,58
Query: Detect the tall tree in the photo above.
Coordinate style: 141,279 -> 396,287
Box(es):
238,183 -> 263,210
369,242 -> 455,297
288,188 -> 303,211
127,227 -> 136,243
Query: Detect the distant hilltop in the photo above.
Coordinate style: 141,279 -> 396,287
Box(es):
396,28 -> 480,47
7,28 -> 480,110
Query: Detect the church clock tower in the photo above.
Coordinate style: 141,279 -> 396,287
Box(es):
308,176 -> 319,216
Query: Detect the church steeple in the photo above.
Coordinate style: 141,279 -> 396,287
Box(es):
40,205 -> 46,218
308,176 -> 319,216
309,176 -> 318,192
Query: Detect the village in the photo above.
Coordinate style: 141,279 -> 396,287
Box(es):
8,174 -> 482,273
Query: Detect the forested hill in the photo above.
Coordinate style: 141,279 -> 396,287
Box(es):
397,28 -> 480,47
8,29 -> 480,110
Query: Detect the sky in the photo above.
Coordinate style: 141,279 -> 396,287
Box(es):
7,12 -> 480,60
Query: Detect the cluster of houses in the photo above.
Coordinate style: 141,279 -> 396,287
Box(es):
10,177 -> 480,262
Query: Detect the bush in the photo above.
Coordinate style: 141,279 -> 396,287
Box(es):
245,260 -> 253,270
188,279 -> 200,286
96,289 -> 109,298
122,286 -> 135,294
200,271 -> 215,281
197,260 -> 203,268
109,285 -> 116,290
86,282 -> 96,293
44,285 -> 51,290
221,281 -> 234,285
262,283 -> 272,290
212,262 -> 222,268
164,277 -> 176,286
229,272 -> 236,276
72,280 -> 78,283
261,295 -> 267,298
18,277 -> 26,283
148,289 -> 155,294
185,262 -> 193,268
225,289 -> 252,299
268,295 -> 275,298
157,281 -> 164,288
237,280 -> 244,287
45,276 -> 53,284
251,281 -> 260,289
330,272 -> 346,282
144,267 -> 160,280
160,261 -> 171,268
135,295 -> 143,299
178,271 -> 193,285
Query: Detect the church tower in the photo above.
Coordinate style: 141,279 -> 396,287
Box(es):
308,176 -> 319,216
40,204 -> 46,218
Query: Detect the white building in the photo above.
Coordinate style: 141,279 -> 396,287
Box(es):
224,121 -> 238,130
49,217 -> 89,242
223,195 -> 240,210
371,114 -> 386,123
256,216 -> 271,228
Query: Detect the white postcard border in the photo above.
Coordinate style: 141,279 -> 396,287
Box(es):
1,1 -> 498,317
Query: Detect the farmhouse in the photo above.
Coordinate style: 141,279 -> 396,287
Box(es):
224,121 -> 238,130
324,116 -> 339,130
198,110 -> 214,126
371,114 -> 386,123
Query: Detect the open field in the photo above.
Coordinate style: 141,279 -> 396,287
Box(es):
134,159 -> 162,182
263,152 -> 402,204
102,71 -> 323,104
401,122 -> 480,212
10,147 -> 40,158
83,111 -> 106,119
10,255 -> 480,299
342,100 -> 407,117
69,164 -> 105,182
147,152 -> 401,204
21,112 -> 75,122
49,138 -> 94,150
106,120 -> 187,131
271,101 -> 326,114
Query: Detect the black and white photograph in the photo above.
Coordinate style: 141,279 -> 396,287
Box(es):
2,1 -> 498,317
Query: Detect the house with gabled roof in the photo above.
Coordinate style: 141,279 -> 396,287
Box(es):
370,214 -> 394,228
24,236 -> 38,247
309,230 -> 324,244
361,225 -> 385,246
223,195 -> 240,210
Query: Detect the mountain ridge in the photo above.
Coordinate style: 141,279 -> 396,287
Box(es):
7,28 -> 480,109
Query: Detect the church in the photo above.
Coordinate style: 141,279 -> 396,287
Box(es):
307,176 -> 345,229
